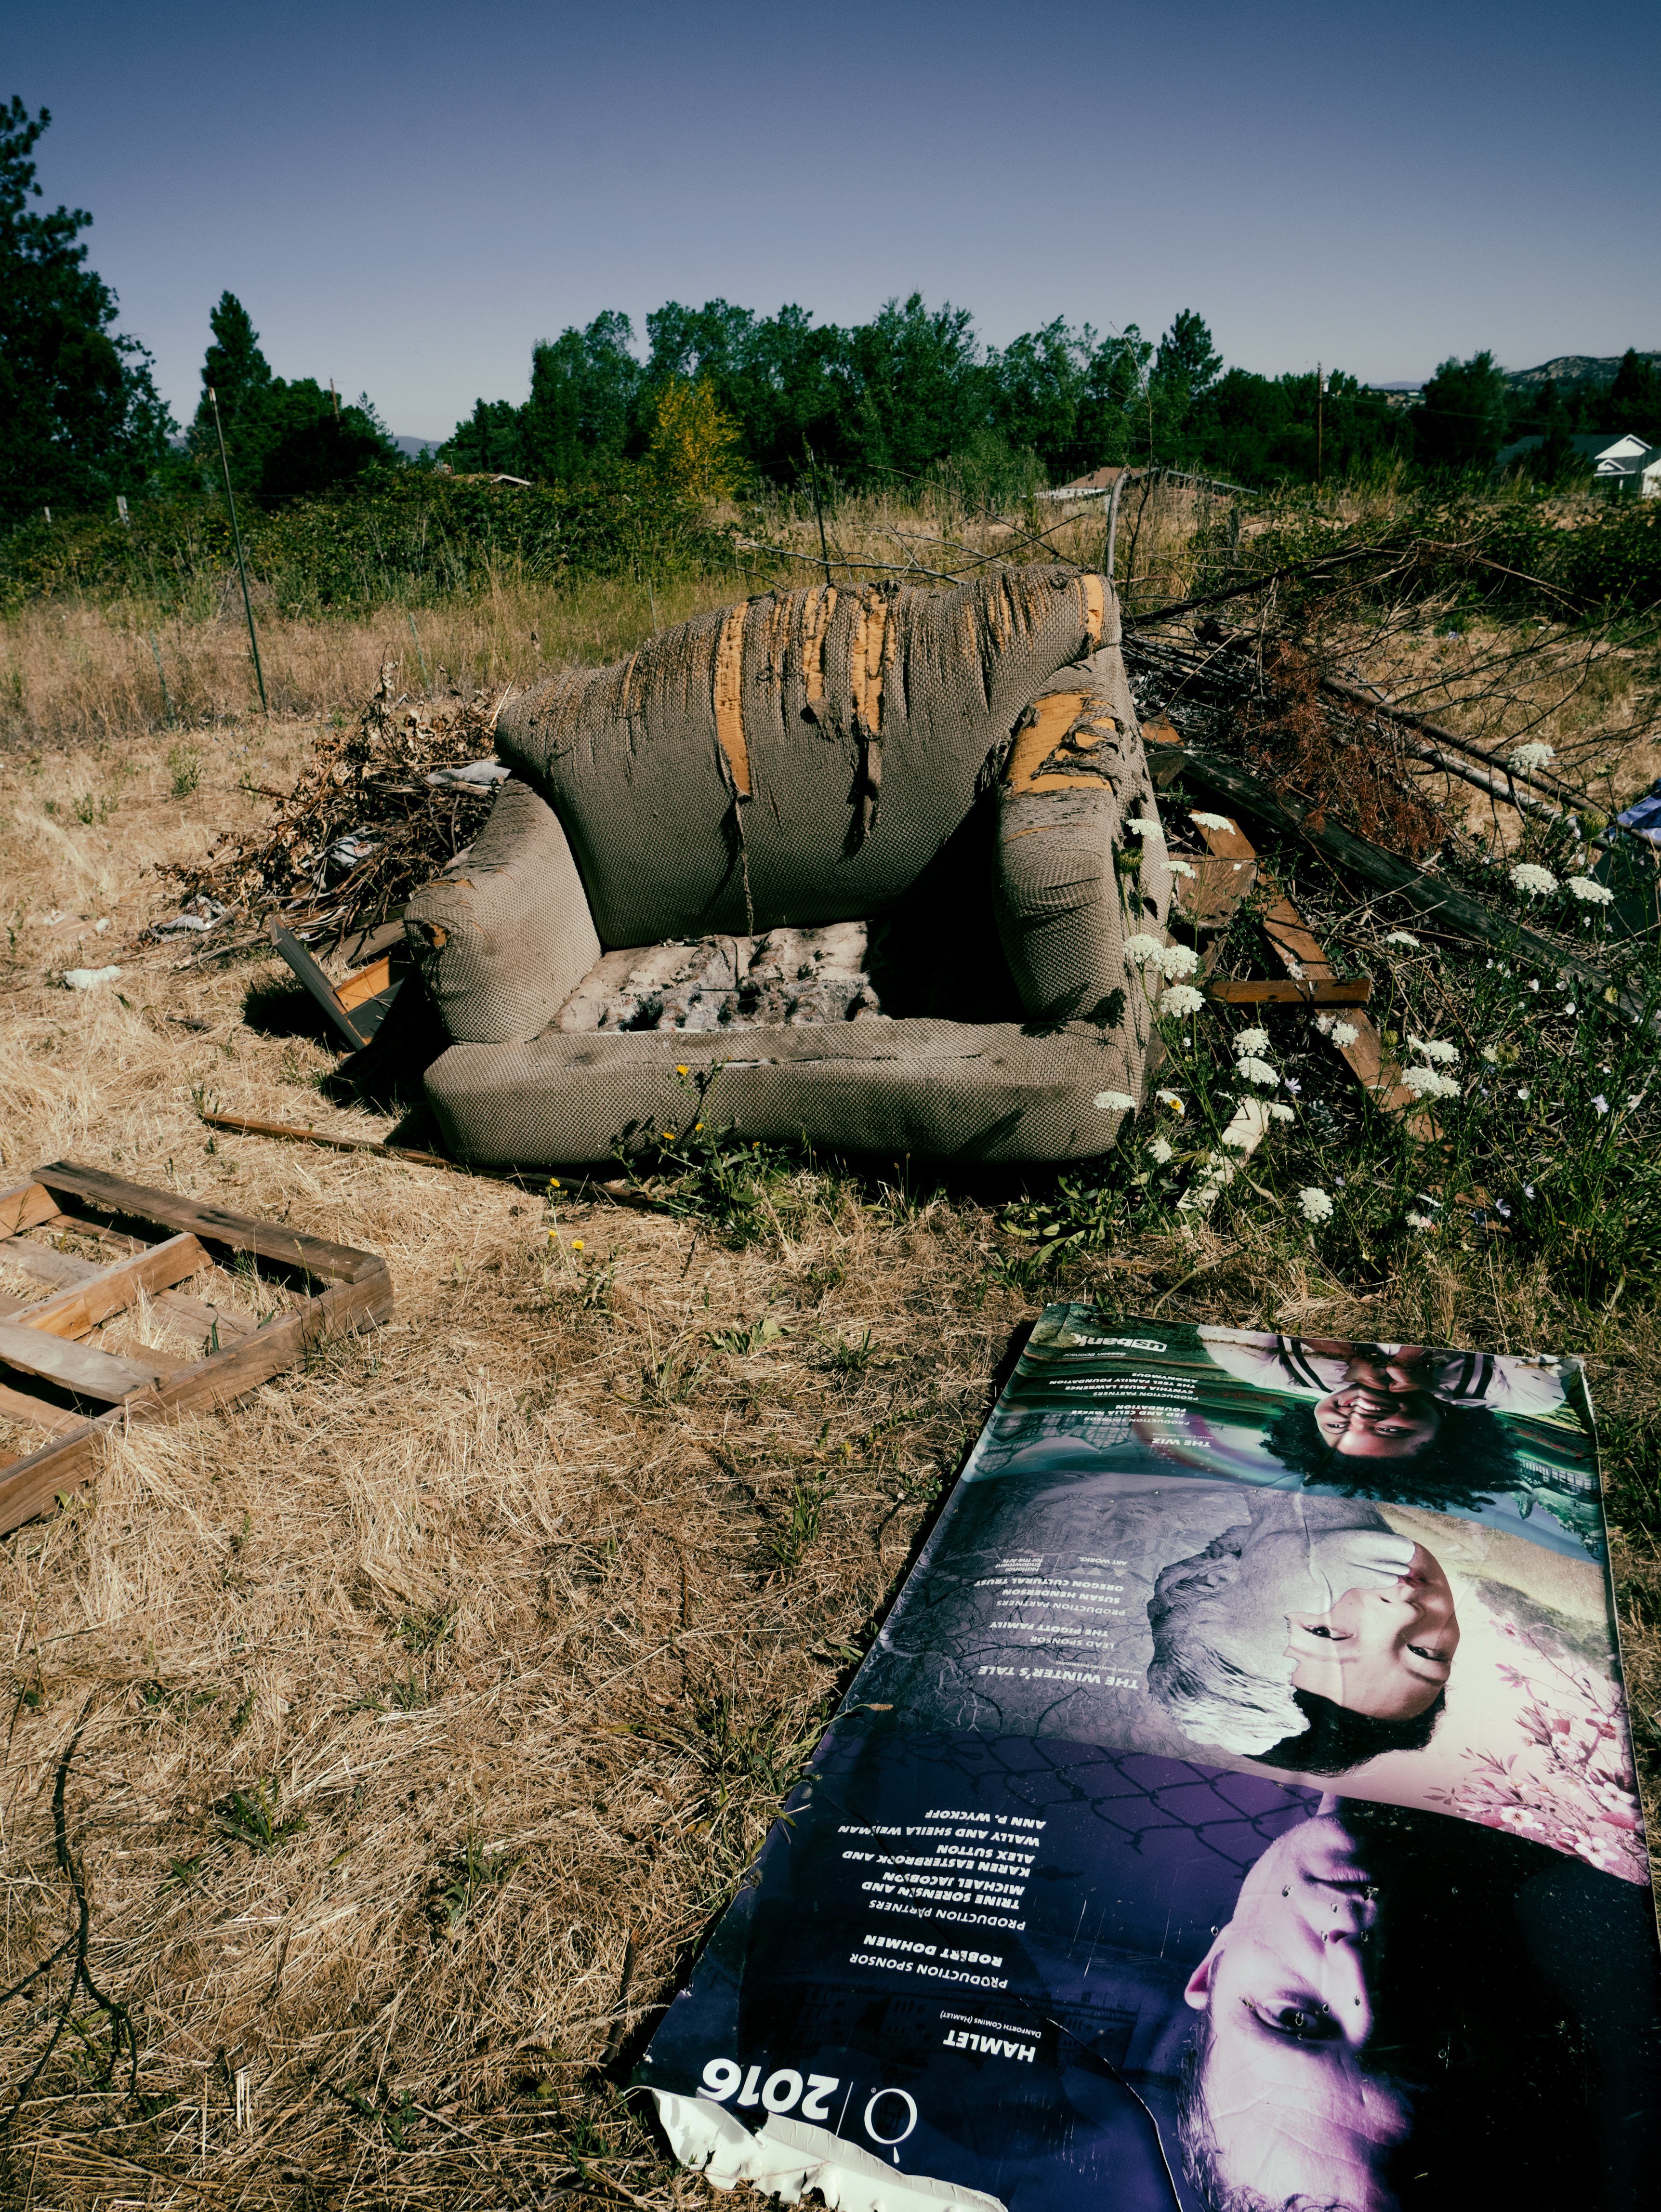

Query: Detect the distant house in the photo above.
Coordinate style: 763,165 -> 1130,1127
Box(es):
1493,430 -> 1661,495
1039,465 -> 1133,501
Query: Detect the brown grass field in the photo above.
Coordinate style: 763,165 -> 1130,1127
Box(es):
2,520 -> 1660,2212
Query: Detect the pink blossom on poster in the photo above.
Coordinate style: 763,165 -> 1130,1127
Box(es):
1429,1631 -> 1648,1884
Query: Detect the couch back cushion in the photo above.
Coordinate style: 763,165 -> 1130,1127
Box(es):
495,566 -> 1113,948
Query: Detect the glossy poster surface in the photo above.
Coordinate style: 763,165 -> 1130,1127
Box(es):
637,1312 -> 1661,2212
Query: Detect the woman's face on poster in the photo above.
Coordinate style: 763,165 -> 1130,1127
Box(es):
1286,1544 -> 1460,1720
1314,1381 -> 1441,1458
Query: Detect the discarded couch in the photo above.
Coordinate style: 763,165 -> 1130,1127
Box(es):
405,565 -> 1170,1165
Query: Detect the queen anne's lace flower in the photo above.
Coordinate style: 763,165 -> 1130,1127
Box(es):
1567,875 -> 1614,905
1265,1102 -> 1295,1122
1160,984 -> 1205,1016
1508,741 -> 1556,773
1408,1035 -> 1459,1064
1147,1135 -> 1174,1164
1404,1065 -> 1462,1099
1125,817 -> 1159,837
1189,811 -> 1234,831
1236,1055 -> 1278,1088
1510,862 -> 1558,897
1157,943 -> 1200,980
1095,1090 -> 1136,1113
1165,857 -> 1197,879
1331,1019 -> 1359,1048
1233,1027 -> 1271,1055
1122,933 -> 1163,966
1297,1187 -> 1334,1223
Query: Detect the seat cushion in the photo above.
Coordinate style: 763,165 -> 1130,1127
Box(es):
422,1014 -> 1149,1167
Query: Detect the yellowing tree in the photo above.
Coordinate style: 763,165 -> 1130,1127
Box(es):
648,376 -> 745,502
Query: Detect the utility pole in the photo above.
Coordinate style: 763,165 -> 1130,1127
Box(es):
1316,362 -> 1324,491
330,378 -> 340,421
208,385 -> 269,717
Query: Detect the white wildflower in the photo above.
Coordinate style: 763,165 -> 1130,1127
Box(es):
1516,1086 -> 1531,1102
1148,1135 -> 1174,1164
1510,862 -> 1558,897
1314,1014 -> 1334,1036
1384,930 -> 1421,949
1166,857 -> 1197,879
1189,811 -> 1234,831
1266,1102 -> 1295,1122
1236,1055 -> 1278,1088
1095,1090 -> 1136,1113
1125,817 -> 1160,837
1331,1020 -> 1360,1048
1406,1211 -> 1437,1231
1480,1045 -> 1499,1063
1562,1002 -> 1577,1018
1233,1027 -> 1271,1055
1408,1035 -> 1459,1064
1155,1089 -> 1185,1115
1567,875 -> 1614,905
1592,1094 -> 1609,1116
1122,933 -> 1163,967
1508,741 -> 1556,773
1297,1186 -> 1334,1224
1403,1066 -> 1462,1100
1160,984 -> 1205,1016
1157,943 -> 1200,980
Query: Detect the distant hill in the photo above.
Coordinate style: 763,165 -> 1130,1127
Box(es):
1504,353 -> 1661,393
394,434 -> 443,458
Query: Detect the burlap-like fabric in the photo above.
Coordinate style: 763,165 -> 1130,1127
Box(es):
493,566 -> 1115,946
422,1014 -> 1147,1166
408,568 -> 1166,1163
404,782 -> 598,1045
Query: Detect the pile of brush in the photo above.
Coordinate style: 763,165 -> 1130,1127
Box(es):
154,667 -> 509,954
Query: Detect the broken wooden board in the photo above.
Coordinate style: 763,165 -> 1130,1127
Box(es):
0,1167 -> 392,1539
1207,979 -> 1372,1006
270,921 -> 405,1051
1178,810 -> 1430,1128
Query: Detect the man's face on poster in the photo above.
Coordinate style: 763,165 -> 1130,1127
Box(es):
1184,1810 -> 1413,2211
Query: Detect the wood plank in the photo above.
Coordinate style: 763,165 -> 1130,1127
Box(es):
0,1379 -> 87,1438
0,1181 -> 57,1239
1207,979 -> 1373,1006
270,923 -> 374,1050
0,1264 -> 394,1537
337,955 -> 393,1011
1256,882 -> 1431,1126
31,1162 -> 385,1284
150,1290 -> 263,1344
0,1238 -> 91,1293
19,1233 -> 208,1341
0,1323 -> 160,1402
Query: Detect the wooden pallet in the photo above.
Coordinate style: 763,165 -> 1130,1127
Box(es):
0,1163 -> 393,1540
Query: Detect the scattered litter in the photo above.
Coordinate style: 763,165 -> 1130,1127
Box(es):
62,965 -> 121,990
153,895 -> 234,937
424,759 -> 511,790
1615,779 -> 1661,845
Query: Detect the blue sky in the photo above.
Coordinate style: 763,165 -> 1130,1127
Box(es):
11,0 -> 1659,439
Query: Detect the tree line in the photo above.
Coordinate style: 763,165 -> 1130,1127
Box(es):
3,93 -> 1657,536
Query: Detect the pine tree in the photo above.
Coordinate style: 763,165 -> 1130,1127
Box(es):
0,96 -> 174,527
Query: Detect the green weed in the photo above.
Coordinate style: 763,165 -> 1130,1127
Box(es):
166,742 -> 200,798
214,1777 -> 306,1854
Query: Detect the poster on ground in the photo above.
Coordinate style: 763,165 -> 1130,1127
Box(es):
637,1311 -> 1661,2212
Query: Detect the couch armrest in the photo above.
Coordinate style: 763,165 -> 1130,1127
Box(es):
404,780 -> 601,1044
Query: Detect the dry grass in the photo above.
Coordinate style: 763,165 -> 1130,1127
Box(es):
2,551 -> 1660,2212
